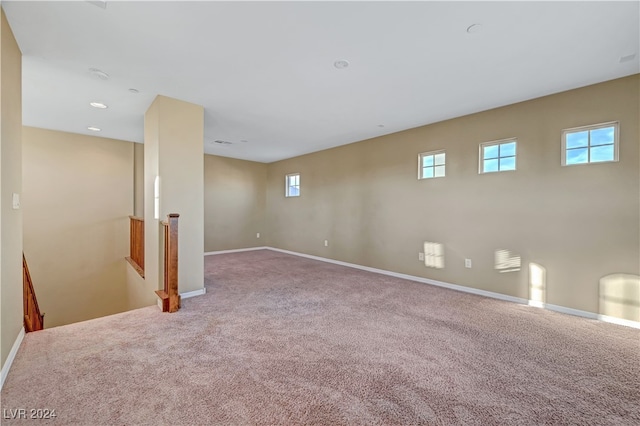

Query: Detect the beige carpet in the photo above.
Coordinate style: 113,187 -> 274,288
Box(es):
2,249 -> 639,425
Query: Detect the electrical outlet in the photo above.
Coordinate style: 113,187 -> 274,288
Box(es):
324,240 -> 328,247
465,258 -> 472,268
256,232 -> 260,239
419,252 -> 424,261
12,193 -> 20,210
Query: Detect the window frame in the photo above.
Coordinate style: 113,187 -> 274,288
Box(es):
478,138 -> 517,174
418,149 -> 446,180
561,121 -> 619,166
285,173 -> 300,197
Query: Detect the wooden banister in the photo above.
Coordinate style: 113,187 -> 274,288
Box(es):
23,253 -> 44,332
126,215 -> 145,277
156,213 -> 180,313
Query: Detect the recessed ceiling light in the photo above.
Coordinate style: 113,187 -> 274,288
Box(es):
377,124 -> 385,128
128,88 -> 139,94
88,68 -> 109,80
87,126 -> 101,132
620,54 -> 637,63
90,102 -> 108,109
466,24 -> 482,34
334,60 -> 350,69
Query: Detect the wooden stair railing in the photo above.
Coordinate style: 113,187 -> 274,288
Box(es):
156,214 -> 180,313
23,253 -> 44,332
126,215 -> 145,278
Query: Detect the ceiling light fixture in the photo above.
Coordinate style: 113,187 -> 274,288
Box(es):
90,102 -> 108,109
466,24 -> 482,34
87,126 -> 101,132
334,60 -> 350,69
88,68 -> 109,80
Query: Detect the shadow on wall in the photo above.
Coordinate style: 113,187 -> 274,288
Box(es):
599,274 -> 640,323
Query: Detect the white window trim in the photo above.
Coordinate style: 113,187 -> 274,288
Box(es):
285,173 -> 300,197
478,137 -> 517,174
418,149 -> 446,180
561,121 -> 619,166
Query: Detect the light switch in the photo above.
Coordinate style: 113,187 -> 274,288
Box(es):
12,193 -> 20,210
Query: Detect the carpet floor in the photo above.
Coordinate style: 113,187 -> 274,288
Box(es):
1,249 -> 639,425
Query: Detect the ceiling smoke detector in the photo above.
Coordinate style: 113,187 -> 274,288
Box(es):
88,68 -> 109,80
619,54 -> 637,63
334,60 -> 350,69
86,1 -> 107,9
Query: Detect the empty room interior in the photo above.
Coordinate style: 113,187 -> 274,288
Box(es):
1,1 -> 639,425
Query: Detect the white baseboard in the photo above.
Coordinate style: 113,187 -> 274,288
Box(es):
598,314 -> 640,329
181,288 -> 206,299
1,327 -> 25,390
156,288 -> 207,311
542,304 -> 640,329
204,247 -> 267,256
267,247 -> 527,305
543,303 -> 597,320
265,247 -> 640,329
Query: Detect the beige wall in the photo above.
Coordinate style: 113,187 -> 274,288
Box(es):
133,142 -> 144,217
0,8 -> 23,368
204,154 -> 266,252
266,75 -> 640,316
22,127 -> 136,328
144,95 -> 204,294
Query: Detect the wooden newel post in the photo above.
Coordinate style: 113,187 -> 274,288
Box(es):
156,213 -> 181,313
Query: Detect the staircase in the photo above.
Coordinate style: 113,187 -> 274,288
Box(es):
22,253 -> 44,332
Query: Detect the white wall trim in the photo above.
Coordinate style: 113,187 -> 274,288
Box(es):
266,247 -> 527,304
181,288 -> 206,299
598,314 -> 640,329
265,247 -> 640,329
543,304 -> 640,329
1,327 -> 25,390
204,247 -> 267,256
543,303 -> 597,320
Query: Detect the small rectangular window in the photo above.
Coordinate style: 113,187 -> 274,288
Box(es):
285,173 -> 300,197
418,150 -> 445,179
562,121 -> 619,166
479,139 -> 517,174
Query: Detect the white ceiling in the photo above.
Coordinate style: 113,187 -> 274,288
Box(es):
3,1 -> 639,163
